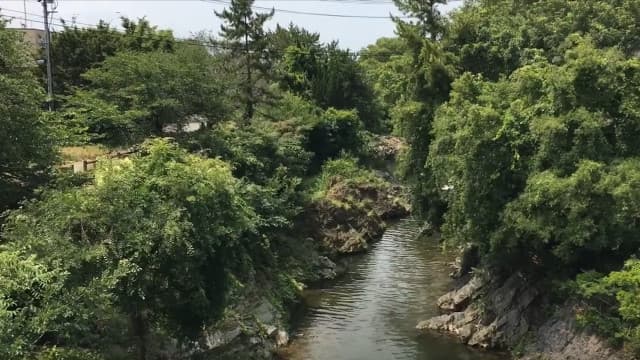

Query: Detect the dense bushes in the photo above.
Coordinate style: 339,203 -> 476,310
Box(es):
184,121 -> 311,183
1,140 -> 256,358
56,46 -> 228,146
574,259 -> 640,354
428,38 -> 640,275
0,23 -> 56,212
0,3 -> 397,358
383,0 -> 640,353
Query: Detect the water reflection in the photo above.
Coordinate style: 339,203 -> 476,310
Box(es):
282,219 -> 508,360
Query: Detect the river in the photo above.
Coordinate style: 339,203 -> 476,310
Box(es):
280,218 -> 508,360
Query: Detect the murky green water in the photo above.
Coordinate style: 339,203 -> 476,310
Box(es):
281,219 -> 508,360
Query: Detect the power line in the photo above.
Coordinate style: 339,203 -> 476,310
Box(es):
201,0 -> 410,19
3,13 -> 409,60
3,8 -> 415,62
1,14 -> 66,29
0,7 -> 99,28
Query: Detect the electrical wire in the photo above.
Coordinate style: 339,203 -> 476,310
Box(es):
2,8 -> 416,60
202,0 -> 409,19
0,7 -> 99,28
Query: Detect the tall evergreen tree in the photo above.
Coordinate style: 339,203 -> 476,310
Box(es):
393,0 -> 447,40
392,0 -> 453,220
216,0 -> 274,123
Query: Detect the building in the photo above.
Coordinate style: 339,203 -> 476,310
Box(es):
13,28 -> 44,55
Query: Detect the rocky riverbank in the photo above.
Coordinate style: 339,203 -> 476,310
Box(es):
417,269 -> 626,360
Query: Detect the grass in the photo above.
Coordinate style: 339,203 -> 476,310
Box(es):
60,145 -> 110,162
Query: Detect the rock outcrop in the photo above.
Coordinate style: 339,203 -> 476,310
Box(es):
195,297 -> 290,359
521,306 -> 624,360
309,181 -> 409,254
417,272 -> 626,360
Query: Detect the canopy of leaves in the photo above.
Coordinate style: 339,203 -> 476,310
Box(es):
445,0 -> 640,80
429,38 -> 640,274
51,18 -> 175,94
575,259 -> 640,356
3,139 -> 255,354
0,23 -> 56,212
281,39 -> 385,132
57,46 -> 228,146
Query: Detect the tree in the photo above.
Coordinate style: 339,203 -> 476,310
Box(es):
51,18 -> 176,94
575,258 -> 640,356
0,21 -> 56,212
391,0 -> 455,219
0,247 -> 116,360
216,0 -> 274,123
281,40 -> 385,132
428,37 -> 640,274
267,23 -> 321,56
58,45 -> 228,146
443,0 -> 640,80
3,139 -> 256,359
358,37 -> 411,113
393,0 -> 447,40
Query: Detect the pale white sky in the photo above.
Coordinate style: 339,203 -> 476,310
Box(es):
0,0 -> 460,50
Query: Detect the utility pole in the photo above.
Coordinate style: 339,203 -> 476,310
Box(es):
39,0 -> 54,111
22,0 -> 28,27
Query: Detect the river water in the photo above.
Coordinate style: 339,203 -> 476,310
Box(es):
281,219 -> 508,360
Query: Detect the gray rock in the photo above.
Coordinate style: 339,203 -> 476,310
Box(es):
265,325 -> 278,337
253,299 -> 278,324
316,256 -> 337,280
521,306 -> 624,360
450,243 -> 479,279
204,326 -> 242,349
275,330 -> 289,347
437,274 -> 487,312
418,272 -> 625,360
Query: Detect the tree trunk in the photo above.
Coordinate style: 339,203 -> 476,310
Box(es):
131,310 -> 149,360
243,14 -> 254,124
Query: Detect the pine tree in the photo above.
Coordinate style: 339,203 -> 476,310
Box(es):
393,0 -> 447,40
392,0 -> 453,221
216,0 -> 274,123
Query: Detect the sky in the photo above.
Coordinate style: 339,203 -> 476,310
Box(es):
0,0 -> 461,50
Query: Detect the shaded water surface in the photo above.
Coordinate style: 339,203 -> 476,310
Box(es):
281,219 -> 508,360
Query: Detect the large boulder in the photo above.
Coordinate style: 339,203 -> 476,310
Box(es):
437,274 -> 487,312
520,306 -> 624,360
308,179 -> 409,255
196,297 -> 289,359
417,273 -> 625,359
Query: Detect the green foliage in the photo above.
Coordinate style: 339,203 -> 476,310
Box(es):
281,41 -> 385,132
0,23 -> 56,212
445,0 -> 640,79
268,23 -> 321,55
393,0 -> 448,40
3,139 -> 256,356
575,259 -> 640,355
313,157 -> 383,197
429,39 -> 640,273
358,37 -> 411,114
59,46 -> 228,146
51,18 -> 175,94
257,94 -> 366,172
0,251 -> 66,360
216,0 -> 274,122
183,121 -> 311,183
306,108 -> 365,170
34,348 -> 104,360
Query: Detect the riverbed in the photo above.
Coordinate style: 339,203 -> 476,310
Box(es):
281,219 -> 508,360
